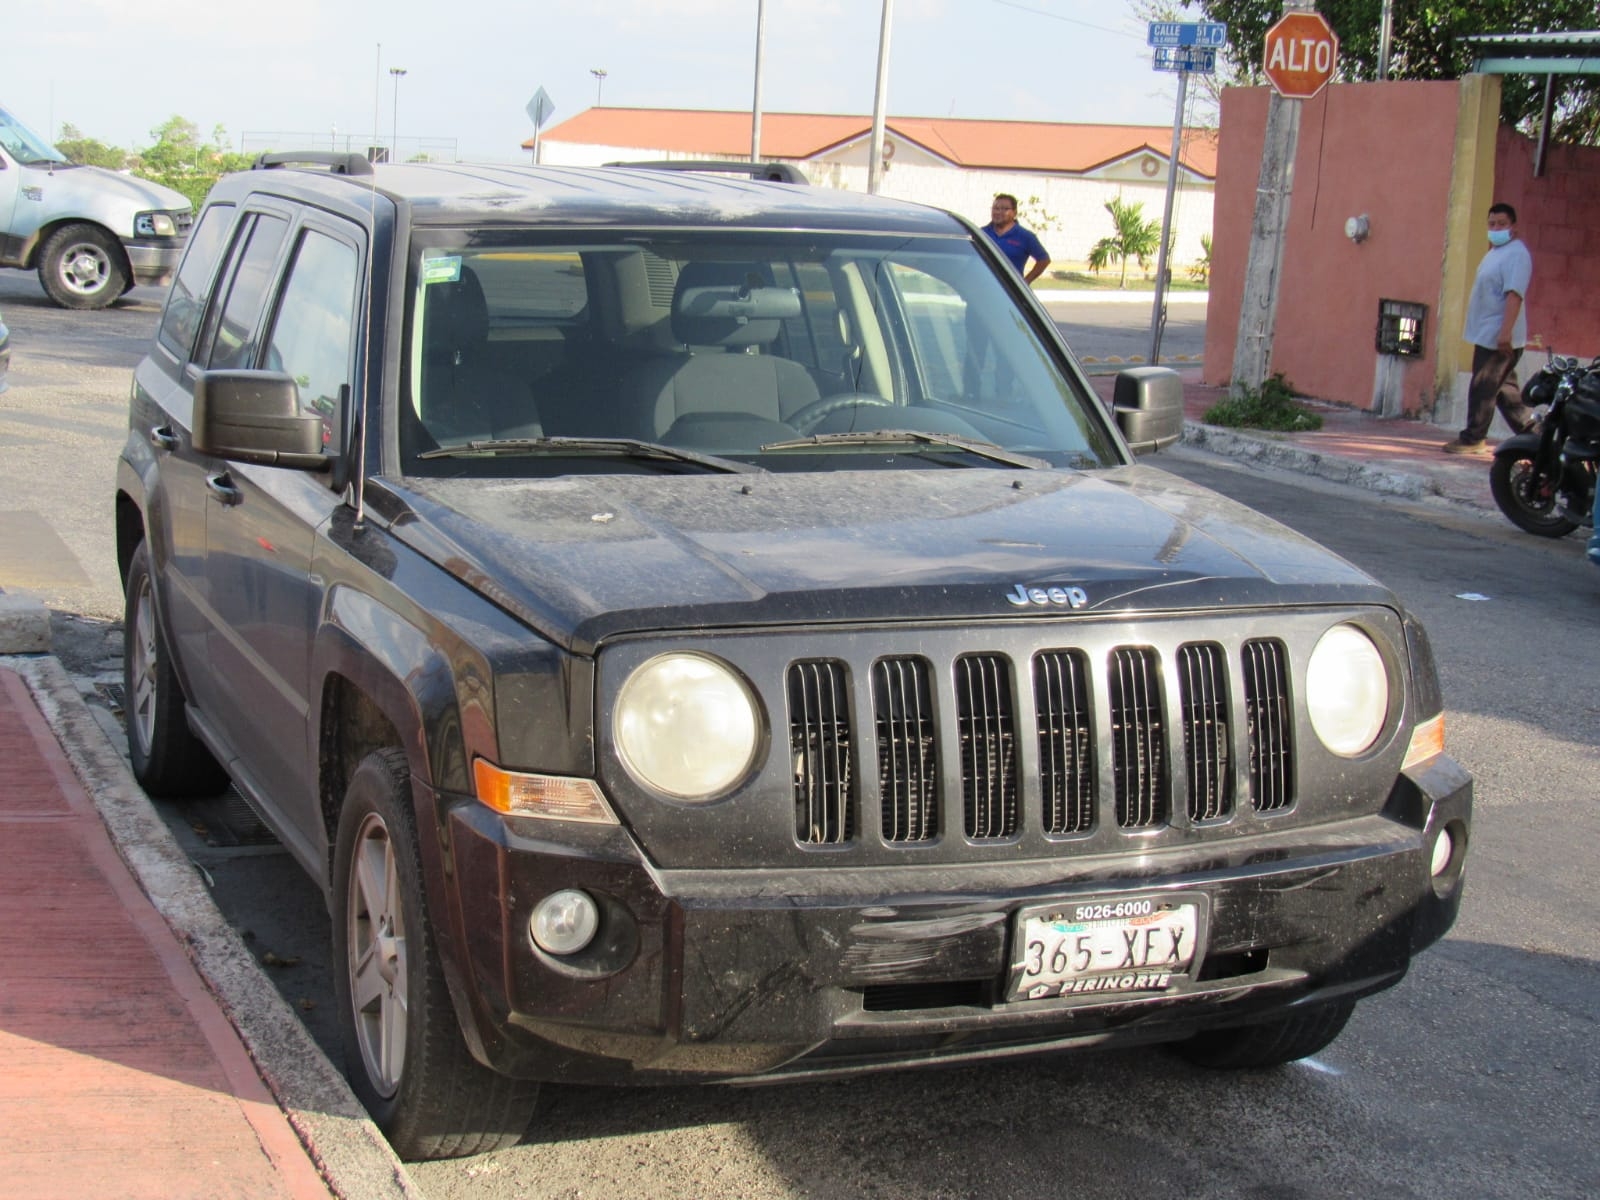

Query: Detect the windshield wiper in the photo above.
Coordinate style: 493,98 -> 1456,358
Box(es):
417,436 -> 760,473
760,430 -> 1051,470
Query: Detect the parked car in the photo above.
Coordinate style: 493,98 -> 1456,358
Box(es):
115,153 -> 1472,1161
0,104 -> 192,308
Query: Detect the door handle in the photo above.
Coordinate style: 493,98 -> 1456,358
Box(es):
148,425 -> 179,452
205,472 -> 242,507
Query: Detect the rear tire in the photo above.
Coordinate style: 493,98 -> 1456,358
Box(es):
122,542 -> 229,797
1169,1000 -> 1355,1070
1490,449 -> 1579,537
38,223 -> 128,310
332,748 -> 538,1160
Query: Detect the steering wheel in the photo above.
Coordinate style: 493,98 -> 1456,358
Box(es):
787,393 -> 894,434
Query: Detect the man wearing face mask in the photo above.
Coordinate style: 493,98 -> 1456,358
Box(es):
1443,202 -> 1537,455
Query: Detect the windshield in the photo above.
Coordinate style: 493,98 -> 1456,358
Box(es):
0,107 -> 67,166
399,228 -> 1119,477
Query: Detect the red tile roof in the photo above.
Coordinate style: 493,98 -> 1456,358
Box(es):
535,108 -> 1218,179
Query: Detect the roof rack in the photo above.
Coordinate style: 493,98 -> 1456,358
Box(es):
604,159 -> 808,184
251,151 -> 375,177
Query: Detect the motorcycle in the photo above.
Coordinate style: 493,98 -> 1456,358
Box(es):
1490,354 -> 1600,538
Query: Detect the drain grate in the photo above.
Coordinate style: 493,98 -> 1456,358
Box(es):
185,785 -> 280,848
96,682 -> 126,716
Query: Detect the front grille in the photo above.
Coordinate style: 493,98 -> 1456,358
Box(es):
873,657 -> 938,842
1178,642 -> 1232,822
775,621 -> 1336,858
1243,639 -> 1295,812
1108,648 -> 1167,828
956,654 -> 1018,839
1034,651 -> 1094,835
789,661 -> 853,844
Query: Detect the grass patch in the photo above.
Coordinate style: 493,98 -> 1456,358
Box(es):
1036,270 -> 1208,293
1202,373 -> 1323,432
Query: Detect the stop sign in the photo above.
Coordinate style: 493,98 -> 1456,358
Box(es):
1263,11 -> 1339,99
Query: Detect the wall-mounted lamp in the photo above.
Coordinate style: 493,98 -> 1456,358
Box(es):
1345,214 -> 1371,243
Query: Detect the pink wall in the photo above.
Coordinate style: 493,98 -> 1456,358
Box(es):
1205,82 -> 1462,413
1493,127 -> 1600,360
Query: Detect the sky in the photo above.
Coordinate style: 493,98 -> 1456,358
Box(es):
12,0 -> 1202,162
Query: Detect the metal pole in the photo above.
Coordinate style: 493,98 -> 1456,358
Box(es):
1148,68 -> 1189,365
867,0 -> 894,194
1377,0 -> 1392,79
1535,73 -> 1556,178
389,68 -> 406,162
751,0 -> 767,162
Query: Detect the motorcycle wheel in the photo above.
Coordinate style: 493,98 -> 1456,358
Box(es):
1490,449 -> 1579,537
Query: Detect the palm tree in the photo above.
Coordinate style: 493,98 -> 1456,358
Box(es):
1088,196 -> 1161,289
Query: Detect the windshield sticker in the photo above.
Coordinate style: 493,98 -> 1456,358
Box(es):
422,255 -> 463,285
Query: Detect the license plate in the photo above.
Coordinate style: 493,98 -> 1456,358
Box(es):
1008,894 -> 1205,1001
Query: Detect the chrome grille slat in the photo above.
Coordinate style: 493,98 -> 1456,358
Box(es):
1178,642 -> 1233,822
1108,648 -> 1167,828
956,655 -> 1018,839
1034,651 -> 1094,835
788,661 -> 853,844
874,657 -> 938,842
1243,640 -> 1295,812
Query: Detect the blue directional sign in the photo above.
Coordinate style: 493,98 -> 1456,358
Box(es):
1148,21 -> 1227,48
1153,46 -> 1218,73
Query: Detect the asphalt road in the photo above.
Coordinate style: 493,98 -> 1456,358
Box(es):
3,273 -> 1597,1199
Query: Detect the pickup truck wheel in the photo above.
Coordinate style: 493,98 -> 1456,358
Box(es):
1169,1000 -> 1355,1070
122,542 -> 229,797
38,223 -> 128,309
332,749 -> 539,1160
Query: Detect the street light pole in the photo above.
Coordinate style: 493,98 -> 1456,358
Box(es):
388,67 -> 407,162
590,68 -> 608,107
750,0 -> 767,162
867,0 -> 895,195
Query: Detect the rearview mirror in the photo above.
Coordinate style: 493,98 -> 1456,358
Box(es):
1113,366 -> 1184,454
192,370 -> 328,470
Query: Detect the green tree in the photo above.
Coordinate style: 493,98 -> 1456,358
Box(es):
1087,195 -> 1161,289
1155,0 -> 1600,143
55,122 -> 127,170
130,115 -> 253,207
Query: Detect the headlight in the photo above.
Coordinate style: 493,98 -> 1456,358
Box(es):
615,653 -> 760,798
134,211 -> 178,237
1306,624 -> 1389,755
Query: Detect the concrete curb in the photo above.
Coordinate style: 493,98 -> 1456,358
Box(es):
1180,420 -> 1436,502
4,654 -> 423,1200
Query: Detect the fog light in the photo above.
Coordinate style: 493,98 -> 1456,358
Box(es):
1429,829 -> 1453,878
530,890 -> 599,956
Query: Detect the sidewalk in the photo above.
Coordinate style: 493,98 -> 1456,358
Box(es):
0,656 -> 419,1200
1092,366 -> 1500,514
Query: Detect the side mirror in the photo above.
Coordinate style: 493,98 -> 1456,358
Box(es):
192,370 -> 328,470
1113,366 -> 1184,454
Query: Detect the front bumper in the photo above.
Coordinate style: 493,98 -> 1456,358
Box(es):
433,755 -> 1471,1084
123,239 -> 185,288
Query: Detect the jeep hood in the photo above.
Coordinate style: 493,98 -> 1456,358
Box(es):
385,466 -> 1391,652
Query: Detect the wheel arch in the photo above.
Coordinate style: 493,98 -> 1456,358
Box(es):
30,217 -> 133,278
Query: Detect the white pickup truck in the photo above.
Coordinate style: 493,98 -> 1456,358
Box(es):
0,104 -> 191,309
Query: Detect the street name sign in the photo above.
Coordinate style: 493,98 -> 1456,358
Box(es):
1148,21 -> 1227,48
1263,11 -> 1338,99
1153,46 -> 1217,73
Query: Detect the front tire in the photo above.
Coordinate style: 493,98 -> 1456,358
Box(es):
1490,449 -> 1579,537
1169,1000 -> 1354,1069
122,542 -> 229,797
332,749 -> 538,1160
38,223 -> 129,309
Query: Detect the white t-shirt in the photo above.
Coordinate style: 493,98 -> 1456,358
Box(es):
1463,237 -> 1532,350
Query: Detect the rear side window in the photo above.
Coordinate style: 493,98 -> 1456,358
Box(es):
156,204 -> 235,360
262,228 -> 361,454
203,213 -> 289,371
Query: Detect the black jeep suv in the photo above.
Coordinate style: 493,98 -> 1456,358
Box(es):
115,153 -> 1471,1160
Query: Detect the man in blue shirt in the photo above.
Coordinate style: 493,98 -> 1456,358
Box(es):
982,193 -> 1051,284
1443,202 -> 1537,455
